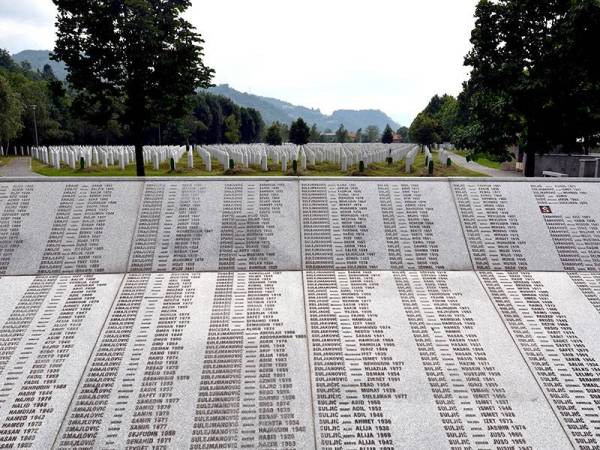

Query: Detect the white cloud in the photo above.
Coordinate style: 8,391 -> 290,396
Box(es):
0,0 -> 57,51
1,0 -> 478,125
188,0 -> 478,125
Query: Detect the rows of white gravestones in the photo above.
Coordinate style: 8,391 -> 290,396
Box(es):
31,145 -> 187,171
200,142 -> 425,173
3,270 -> 600,448
31,142 -> 436,173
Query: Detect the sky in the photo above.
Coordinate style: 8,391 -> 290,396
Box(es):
0,0 -> 479,126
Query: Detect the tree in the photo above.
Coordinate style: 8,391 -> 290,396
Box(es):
223,114 -> 241,144
289,117 -> 310,145
163,114 -> 204,145
396,126 -> 409,142
18,76 -> 59,145
354,128 -> 362,143
435,95 -> 459,142
0,74 -> 24,148
41,64 -> 56,81
0,50 -> 17,72
424,94 -> 444,116
409,112 -> 440,147
240,107 -> 263,143
265,122 -> 283,145
279,123 -> 290,142
462,0 -> 600,176
381,124 -> 394,144
309,124 -> 321,142
52,0 -> 214,175
335,124 -> 349,143
365,125 -> 380,143
414,94 -> 459,144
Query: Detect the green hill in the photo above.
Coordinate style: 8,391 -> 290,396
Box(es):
11,50 -> 402,131
12,50 -> 68,80
208,84 -> 401,131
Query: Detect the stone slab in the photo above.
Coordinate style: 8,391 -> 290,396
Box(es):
304,270 -> 570,449
127,181 -> 301,272
300,180 -> 472,271
0,181 -> 143,275
452,181 -> 600,271
0,274 -> 123,449
55,271 -> 315,449
479,271 -> 600,447
569,271 -> 600,315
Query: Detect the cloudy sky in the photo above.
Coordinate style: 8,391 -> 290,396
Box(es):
0,0 -> 478,126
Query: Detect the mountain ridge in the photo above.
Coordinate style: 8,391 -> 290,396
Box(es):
207,84 -> 401,131
11,50 -> 402,131
12,49 -> 68,80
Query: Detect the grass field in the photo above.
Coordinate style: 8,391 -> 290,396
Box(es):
473,156 -> 503,170
450,149 -> 505,170
32,151 -> 486,177
0,156 -> 10,167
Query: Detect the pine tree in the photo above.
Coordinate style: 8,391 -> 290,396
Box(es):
381,124 -> 394,144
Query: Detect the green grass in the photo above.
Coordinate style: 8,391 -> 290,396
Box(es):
451,148 -> 469,157
0,155 -> 15,166
447,148 -> 506,170
473,156 -> 502,170
32,150 -> 487,177
33,153 -> 224,177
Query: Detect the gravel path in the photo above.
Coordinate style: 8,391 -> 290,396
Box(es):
0,158 -> 44,177
447,151 -> 522,177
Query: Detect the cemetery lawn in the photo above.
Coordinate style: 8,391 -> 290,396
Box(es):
450,149 -> 504,169
32,151 -> 486,177
474,157 -> 502,170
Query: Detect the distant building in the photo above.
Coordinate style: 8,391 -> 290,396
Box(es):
321,132 -> 336,143
392,133 -> 403,143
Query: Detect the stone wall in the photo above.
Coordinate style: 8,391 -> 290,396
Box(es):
1,177 -> 600,449
532,153 -> 600,177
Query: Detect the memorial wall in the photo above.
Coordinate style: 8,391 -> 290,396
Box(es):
0,177 -> 599,449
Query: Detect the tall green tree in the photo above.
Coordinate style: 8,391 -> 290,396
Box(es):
436,95 -> 459,142
364,125 -> 380,143
416,94 -> 459,144
409,112 -> 440,147
309,124 -> 321,142
289,117 -> 310,145
240,107 -> 263,143
0,50 -> 18,72
463,0 -> 600,176
265,122 -> 283,146
381,124 -> 394,144
396,126 -> 409,142
279,123 -> 290,142
0,74 -> 24,149
223,114 -> 241,144
335,124 -> 349,143
52,0 -> 214,175
354,128 -> 362,143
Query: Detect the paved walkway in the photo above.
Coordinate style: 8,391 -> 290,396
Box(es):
0,157 -> 44,177
447,151 -> 522,177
